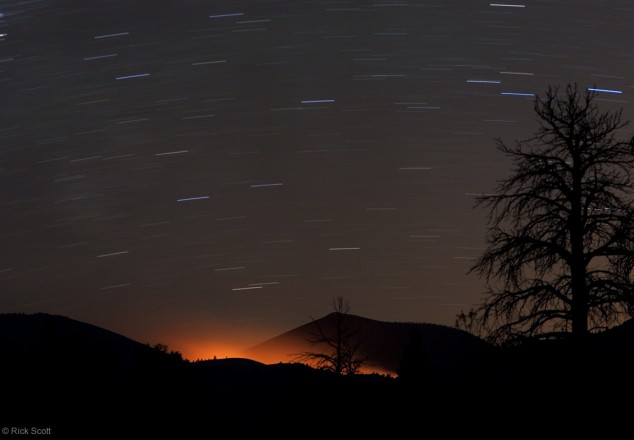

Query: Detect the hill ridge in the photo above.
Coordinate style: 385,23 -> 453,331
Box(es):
243,311 -> 494,375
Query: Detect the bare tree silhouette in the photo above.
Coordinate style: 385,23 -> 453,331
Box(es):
296,297 -> 368,375
467,83 -> 634,345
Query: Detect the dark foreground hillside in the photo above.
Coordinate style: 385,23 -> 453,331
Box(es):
2,313 -> 634,437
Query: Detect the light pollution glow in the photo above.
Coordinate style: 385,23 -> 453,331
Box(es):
166,333 -> 391,375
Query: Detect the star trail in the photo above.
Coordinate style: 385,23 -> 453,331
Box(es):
1,0 -> 633,358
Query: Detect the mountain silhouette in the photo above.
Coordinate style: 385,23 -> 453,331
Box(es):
0,312 -> 186,396
3,312 -> 633,436
0,312 -> 182,372
1,313 -> 190,436
243,312 -> 495,380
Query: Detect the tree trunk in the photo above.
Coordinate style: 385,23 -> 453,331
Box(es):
570,162 -> 588,340
570,267 -> 588,338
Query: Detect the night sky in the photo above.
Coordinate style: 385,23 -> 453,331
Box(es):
2,0 -> 633,359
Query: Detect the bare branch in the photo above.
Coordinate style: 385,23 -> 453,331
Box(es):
468,83 -> 634,345
294,297 -> 369,375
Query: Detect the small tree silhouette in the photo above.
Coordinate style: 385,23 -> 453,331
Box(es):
455,309 -> 484,338
151,343 -> 183,361
296,297 -> 368,375
467,83 -> 634,345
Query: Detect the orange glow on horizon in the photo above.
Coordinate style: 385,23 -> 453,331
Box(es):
176,340 -> 301,364
174,340 -> 248,361
176,339 -> 394,375
156,326 -> 395,376
155,333 -> 253,362
153,324 -> 282,362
